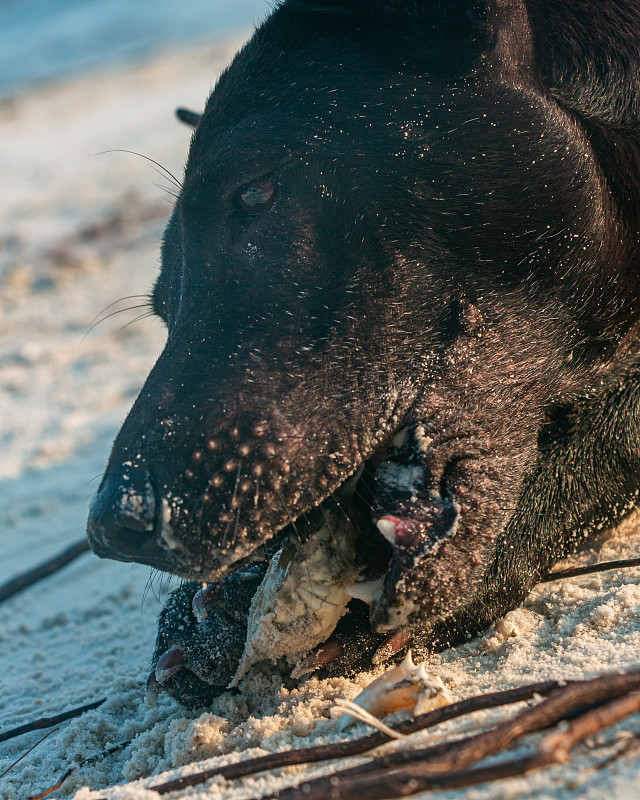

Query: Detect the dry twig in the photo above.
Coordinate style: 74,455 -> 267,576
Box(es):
0,728 -> 58,780
86,670 -> 640,800
264,680 -> 640,800
541,689 -> 640,762
0,699 -> 105,745
115,679 -> 570,796
594,732 -> 640,771
0,538 -> 90,605
27,741 -> 131,800
541,556 -> 640,583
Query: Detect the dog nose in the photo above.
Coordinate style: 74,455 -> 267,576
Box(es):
87,469 -> 168,566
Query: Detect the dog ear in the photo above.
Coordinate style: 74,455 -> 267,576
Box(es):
533,1 -> 640,132
175,107 -> 202,129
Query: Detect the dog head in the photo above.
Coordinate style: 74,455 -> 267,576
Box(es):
88,0 -> 639,604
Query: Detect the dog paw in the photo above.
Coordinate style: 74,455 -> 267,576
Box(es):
148,563 -> 267,708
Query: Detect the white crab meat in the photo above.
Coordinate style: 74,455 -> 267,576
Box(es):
228,508 -> 359,687
345,575 -> 385,605
338,650 -> 452,730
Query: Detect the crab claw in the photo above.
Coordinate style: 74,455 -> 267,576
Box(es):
372,628 -> 412,665
292,641 -> 344,679
338,650 -> 452,731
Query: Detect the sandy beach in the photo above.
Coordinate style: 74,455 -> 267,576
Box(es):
1,35 -> 640,800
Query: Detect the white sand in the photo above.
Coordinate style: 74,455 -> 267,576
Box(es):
1,36 -> 640,800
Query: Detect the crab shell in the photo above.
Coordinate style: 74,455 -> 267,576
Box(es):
338,650 -> 452,731
228,509 -> 359,688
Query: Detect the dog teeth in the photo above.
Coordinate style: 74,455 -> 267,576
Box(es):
155,647 -> 184,683
392,427 -> 409,448
159,498 -> 185,552
413,424 -> 432,452
417,435 -> 432,453
376,517 -> 398,545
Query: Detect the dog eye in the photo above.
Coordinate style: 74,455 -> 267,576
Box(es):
239,179 -> 277,214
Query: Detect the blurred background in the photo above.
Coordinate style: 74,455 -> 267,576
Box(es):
0,0 -> 267,100
0,4 -> 269,795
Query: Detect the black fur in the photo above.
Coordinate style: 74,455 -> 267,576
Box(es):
88,0 -> 640,706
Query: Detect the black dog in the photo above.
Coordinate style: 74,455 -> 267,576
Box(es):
88,0 -> 640,707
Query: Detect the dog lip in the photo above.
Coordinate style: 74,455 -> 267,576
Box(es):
87,519 -> 179,572
195,526 -> 289,582
162,423 -> 402,581
193,432 -> 397,580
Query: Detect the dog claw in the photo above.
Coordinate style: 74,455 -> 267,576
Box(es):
192,582 -> 223,623
372,628 -> 412,665
145,671 -> 163,706
291,641 -> 344,679
155,647 -> 184,683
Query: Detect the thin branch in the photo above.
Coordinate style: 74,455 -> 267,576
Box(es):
280,753 -> 557,800
0,699 -> 105,744
27,776 -> 66,800
0,539 -> 90,605
541,689 -> 640,762
27,741 -> 131,800
541,556 -> 640,583
263,675 -> 640,800
124,679 -> 570,796
0,728 -> 58,780
594,733 -> 640,771
417,671 -> 640,774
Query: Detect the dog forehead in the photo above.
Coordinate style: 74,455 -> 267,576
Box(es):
189,10 -> 488,172
189,76 -> 403,181
185,4 -> 543,183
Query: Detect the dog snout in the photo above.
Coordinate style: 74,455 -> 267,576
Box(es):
87,466 -> 170,568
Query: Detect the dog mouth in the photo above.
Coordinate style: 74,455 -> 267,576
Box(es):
200,423 -> 430,639
193,453 -> 389,581
206,424 -> 404,575
89,415 -> 432,636
203,422 -> 439,678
